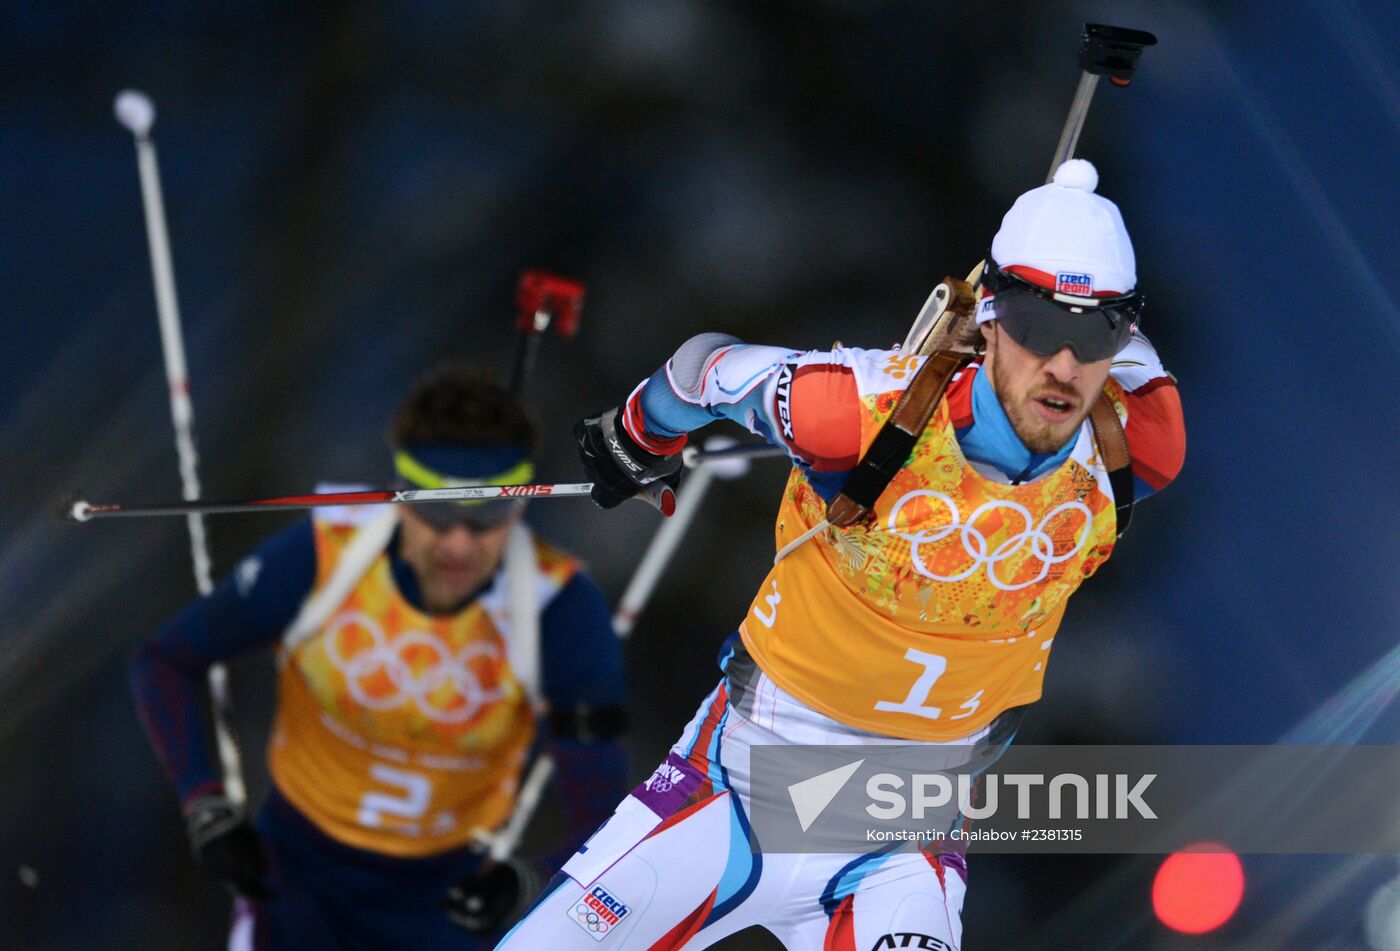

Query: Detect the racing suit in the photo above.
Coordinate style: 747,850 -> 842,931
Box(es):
501,333 -> 1184,949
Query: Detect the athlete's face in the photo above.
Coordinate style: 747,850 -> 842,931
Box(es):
397,506 -> 518,613
980,321 -> 1113,454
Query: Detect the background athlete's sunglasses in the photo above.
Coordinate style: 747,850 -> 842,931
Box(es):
409,498 -> 523,534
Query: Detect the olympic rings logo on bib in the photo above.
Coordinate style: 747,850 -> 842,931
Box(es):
323,611 -> 508,723
887,490 -> 1093,591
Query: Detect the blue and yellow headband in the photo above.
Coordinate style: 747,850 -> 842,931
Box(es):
394,444 -> 534,528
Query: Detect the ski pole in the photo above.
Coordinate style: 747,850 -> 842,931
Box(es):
681,441 -> 786,466
115,88 -> 247,807
613,437 -> 781,637
1046,23 -> 1157,184
68,479 -> 677,522
507,270 -> 584,397
904,22 -> 1157,356
473,753 -> 556,862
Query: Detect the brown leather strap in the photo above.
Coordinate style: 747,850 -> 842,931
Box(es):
1087,392 -> 1129,471
1087,390 -> 1135,537
827,349 -> 973,527
892,350 -> 965,434
830,374 -> 1136,535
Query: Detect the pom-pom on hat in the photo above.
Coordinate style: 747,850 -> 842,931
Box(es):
989,159 -> 1136,297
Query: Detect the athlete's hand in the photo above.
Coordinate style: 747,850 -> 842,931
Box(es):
185,794 -> 275,901
574,408 -> 682,509
445,857 -> 542,934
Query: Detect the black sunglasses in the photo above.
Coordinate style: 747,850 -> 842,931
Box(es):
982,258 -> 1143,362
410,499 -> 522,534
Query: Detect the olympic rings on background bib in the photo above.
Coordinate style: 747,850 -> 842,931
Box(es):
887,490 -> 1093,591
322,611 -> 507,723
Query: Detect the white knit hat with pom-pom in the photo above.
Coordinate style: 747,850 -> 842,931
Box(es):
989,158 -> 1136,297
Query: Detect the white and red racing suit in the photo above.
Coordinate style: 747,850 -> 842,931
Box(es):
501,333 -> 1185,949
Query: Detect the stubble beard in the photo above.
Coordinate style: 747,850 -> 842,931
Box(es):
991,357 -> 1089,455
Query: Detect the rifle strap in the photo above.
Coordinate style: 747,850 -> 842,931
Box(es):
826,349 -> 973,527
827,359 -> 1136,537
1087,390 -> 1135,537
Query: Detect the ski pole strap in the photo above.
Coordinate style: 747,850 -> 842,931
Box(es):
1087,389 -> 1135,537
826,349 -> 973,528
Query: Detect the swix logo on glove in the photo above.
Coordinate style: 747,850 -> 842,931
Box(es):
568,884 -> 631,940
1055,272 -> 1094,296
607,434 -> 645,473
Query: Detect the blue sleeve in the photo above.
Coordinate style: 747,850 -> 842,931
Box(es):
539,572 -> 626,708
537,571 -> 629,871
627,335 -> 803,449
129,519 -> 318,805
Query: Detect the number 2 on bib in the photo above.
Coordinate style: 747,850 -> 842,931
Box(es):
357,763 -> 431,832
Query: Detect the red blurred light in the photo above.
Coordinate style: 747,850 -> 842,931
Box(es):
1152,844 -> 1245,934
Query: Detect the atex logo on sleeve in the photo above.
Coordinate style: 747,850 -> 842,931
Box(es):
774,364 -> 795,439
568,884 -> 631,941
873,934 -> 952,950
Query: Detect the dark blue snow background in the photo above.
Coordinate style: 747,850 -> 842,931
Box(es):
2,1 -> 1397,947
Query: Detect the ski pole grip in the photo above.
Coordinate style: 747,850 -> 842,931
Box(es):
1079,23 -> 1157,86
515,270 -> 585,338
632,481 -> 677,518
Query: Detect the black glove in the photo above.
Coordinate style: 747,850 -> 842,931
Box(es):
574,407 -> 683,509
444,857 -> 542,934
185,794 -> 275,901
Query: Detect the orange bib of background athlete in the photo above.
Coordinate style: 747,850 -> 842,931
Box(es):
268,520 -> 573,857
740,391 -> 1119,742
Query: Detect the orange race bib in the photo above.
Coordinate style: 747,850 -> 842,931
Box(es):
741,358 -> 1119,741
268,518 -> 576,857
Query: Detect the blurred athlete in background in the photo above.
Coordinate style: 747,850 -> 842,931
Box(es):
499,159 -> 1186,948
131,366 -> 628,948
